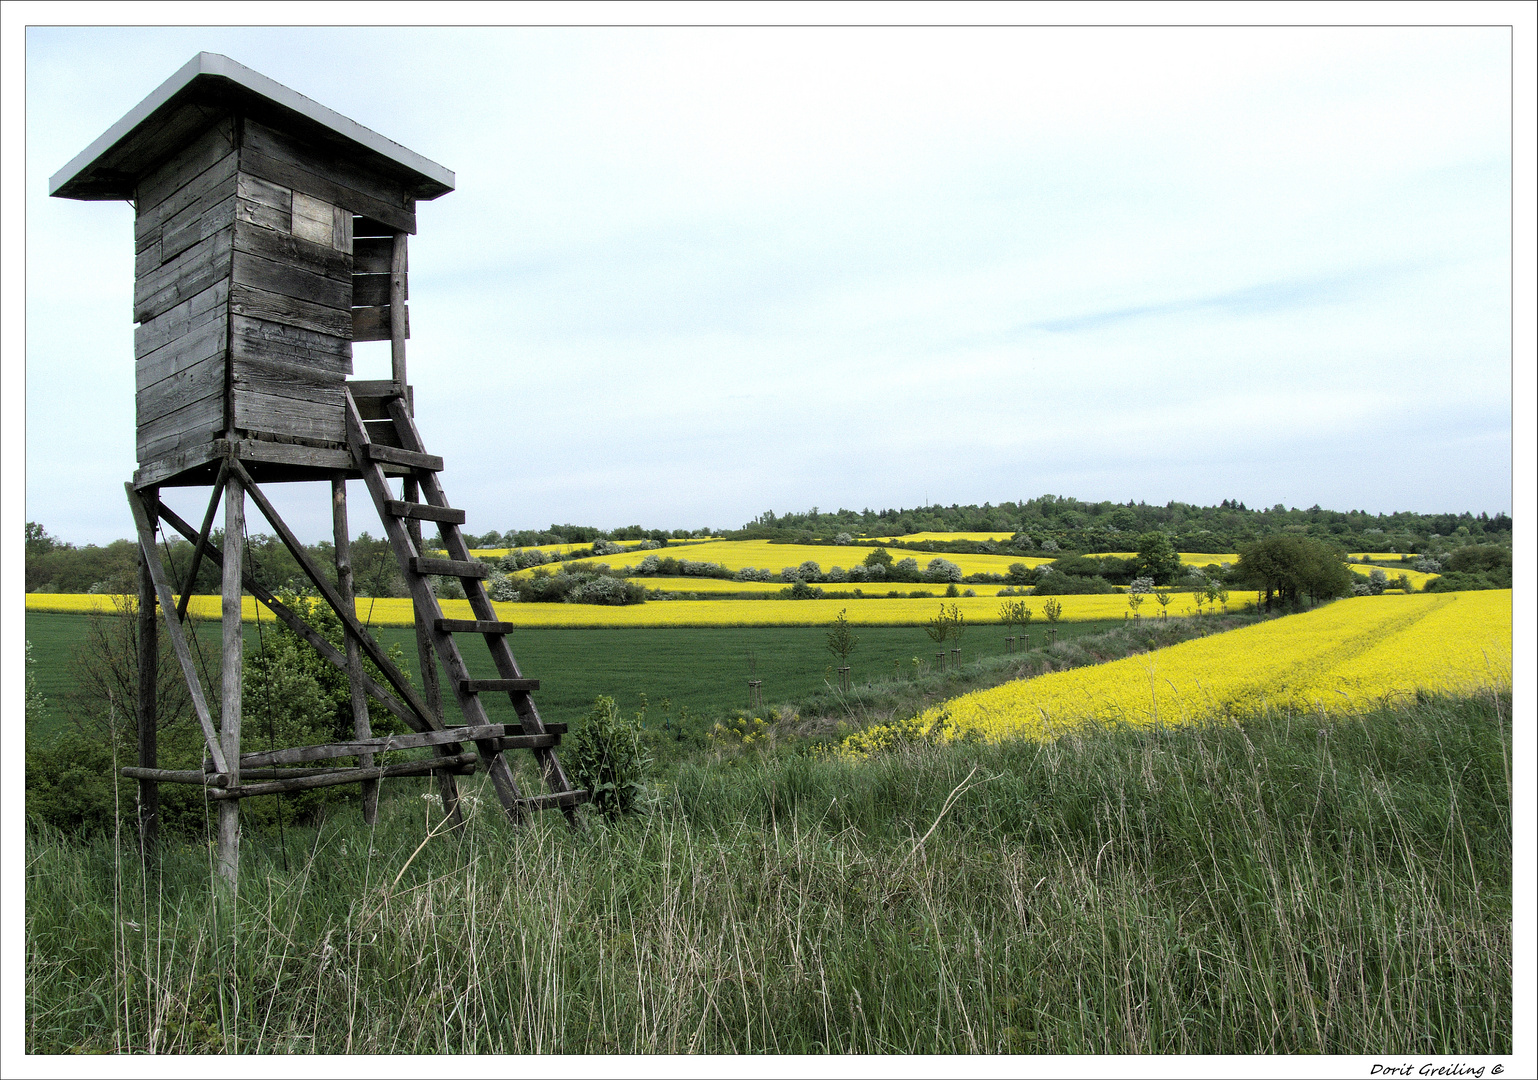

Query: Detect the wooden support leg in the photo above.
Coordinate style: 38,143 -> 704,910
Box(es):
136,511 -> 159,855
333,477 -> 377,824
403,475 -> 461,827
219,473 -> 243,892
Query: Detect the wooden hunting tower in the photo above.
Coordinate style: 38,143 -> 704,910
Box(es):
53,54 -> 585,883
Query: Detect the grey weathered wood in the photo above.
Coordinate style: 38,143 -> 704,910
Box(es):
350,304 -> 407,342
218,724 -> 550,770
345,397 -> 526,821
156,498 -> 434,734
159,192 -> 238,266
136,394 -> 224,463
135,117 -> 238,212
135,144 -> 238,240
228,282 -> 353,339
225,457 -> 448,733
461,679 -> 540,694
350,273 -> 408,307
125,484 -> 227,774
434,618 -> 517,634
234,170 -> 293,231
133,442 -> 224,489
351,236 -> 399,274
136,340 -> 226,422
390,232 -> 407,385
232,388 -> 346,445
175,460 -> 228,623
135,159 -> 236,255
232,250 -> 351,311
133,225 -> 233,323
122,766 -> 229,786
365,443 -> 440,471
240,143 -> 415,234
219,472 -> 244,890
242,118 -> 413,219
136,507 -> 160,852
135,279 -> 228,361
413,557 -> 489,579
232,439 -> 353,472
385,500 -> 465,524
334,475 -> 377,822
519,790 -> 589,811
230,314 -> 352,372
401,473 -> 460,825
208,752 -> 479,800
384,397 -> 578,816
233,216 -> 352,282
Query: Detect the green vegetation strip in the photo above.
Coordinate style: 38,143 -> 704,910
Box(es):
25,691 -> 1510,1054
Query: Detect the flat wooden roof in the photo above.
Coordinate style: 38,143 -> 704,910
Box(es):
51,52 -> 455,202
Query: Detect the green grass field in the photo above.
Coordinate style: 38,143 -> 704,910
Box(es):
25,611 -> 1119,743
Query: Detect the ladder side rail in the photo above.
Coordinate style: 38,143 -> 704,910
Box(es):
383,399 -> 579,803
344,394 -> 528,820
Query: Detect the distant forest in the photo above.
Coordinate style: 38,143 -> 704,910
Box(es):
25,495 -> 1511,597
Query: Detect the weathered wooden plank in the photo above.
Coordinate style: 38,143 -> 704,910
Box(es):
232,439 -> 353,472
135,310 -> 227,391
135,118 -> 237,215
385,500 -> 465,524
353,216 -> 397,239
134,442 -> 224,489
243,118 -> 412,216
137,169 -> 238,256
412,557 -> 489,579
231,354 -> 348,392
228,282 -> 352,339
290,191 -> 337,248
135,278 -> 229,358
233,216 -> 352,282
231,250 -> 351,311
137,352 -> 225,426
519,790 -> 589,810
334,205 -> 354,253
232,389 -> 346,444
435,619 -> 517,634
352,236 -> 400,275
462,679 -> 540,694
390,233 -> 408,385
122,766 -> 228,786
135,147 -> 238,241
365,443 -> 441,471
159,193 -> 238,266
175,461 -> 229,624
134,238 -> 162,278
208,753 -> 479,800
240,145 -> 415,234
350,273 -> 407,307
350,304 -> 407,342
222,725 -> 542,770
230,314 -> 351,372
136,393 -> 224,461
124,484 -> 228,774
133,226 -> 233,324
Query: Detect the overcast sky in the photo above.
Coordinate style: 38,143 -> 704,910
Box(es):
14,20 -> 1522,545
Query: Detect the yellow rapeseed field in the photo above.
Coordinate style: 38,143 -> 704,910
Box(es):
1348,563 -> 1439,589
27,591 -> 1146,628
864,531 -> 1018,543
843,591 -> 1510,753
549,539 -> 1043,578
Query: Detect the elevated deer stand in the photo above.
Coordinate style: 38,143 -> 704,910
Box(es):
52,54 -> 586,889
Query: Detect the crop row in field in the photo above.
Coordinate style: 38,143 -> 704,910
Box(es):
846,590 -> 1511,752
25,590 -> 1182,628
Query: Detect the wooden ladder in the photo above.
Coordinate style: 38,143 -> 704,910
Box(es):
345,382 -> 585,824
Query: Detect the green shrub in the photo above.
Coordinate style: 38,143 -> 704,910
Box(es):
568,696 -> 653,819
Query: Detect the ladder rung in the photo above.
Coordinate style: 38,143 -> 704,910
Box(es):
436,618 -> 517,634
449,721 -> 567,735
498,734 -> 561,750
461,678 -> 540,694
519,790 -> 589,811
385,500 -> 466,524
365,444 -> 443,472
413,557 -> 489,579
